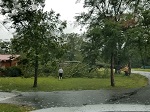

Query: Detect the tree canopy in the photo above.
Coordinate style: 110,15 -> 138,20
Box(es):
0,0 -> 66,87
76,0 -> 150,86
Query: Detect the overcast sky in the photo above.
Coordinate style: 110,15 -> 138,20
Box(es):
44,0 -> 85,34
0,0 -> 84,41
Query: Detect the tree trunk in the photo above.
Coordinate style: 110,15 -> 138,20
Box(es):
138,37 -> 145,69
141,57 -> 145,69
110,52 -> 115,87
128,58 -> 131,75
33,51 -> 38,88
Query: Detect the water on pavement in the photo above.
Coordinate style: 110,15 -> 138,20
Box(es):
108,71 -> 150,105
31,104 -> 150,112
0,89 -> 138,109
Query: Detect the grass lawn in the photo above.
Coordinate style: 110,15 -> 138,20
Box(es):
0,103 -> 34,112
132,68 -> 150,72
0,73 -> 148,92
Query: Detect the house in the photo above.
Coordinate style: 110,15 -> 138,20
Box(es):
0,54 -> 20,68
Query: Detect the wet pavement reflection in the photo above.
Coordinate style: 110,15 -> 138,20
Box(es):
108,71 -> 150,105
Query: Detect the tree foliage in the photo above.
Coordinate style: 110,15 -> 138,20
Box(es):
0,40 -> 11,54
76,0 -> 150,86
61,33 -> 83,61
0,0 -> 66,87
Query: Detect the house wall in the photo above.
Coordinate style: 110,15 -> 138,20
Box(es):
0,59 -> 18,68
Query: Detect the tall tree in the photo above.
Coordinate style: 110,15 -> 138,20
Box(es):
0,0 -> 66,87
81,27 -> 104,71
76,0 -> 149,86
76,0 -> 126,86
124,10 -> 150,68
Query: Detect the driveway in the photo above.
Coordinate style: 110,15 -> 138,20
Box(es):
31,104 -> 150,112
108,71 -> 150,105
0,92 -> 17,102
0,89 -> 138,109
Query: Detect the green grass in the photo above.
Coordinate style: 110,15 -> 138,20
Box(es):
132,68 -> 150,72
0,73 -> 148,92
0,103 -> 34,112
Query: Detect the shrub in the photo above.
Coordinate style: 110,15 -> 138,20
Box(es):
19,65 -> 34,78
4,67 -> 23,77
102,67 -> 110,78
62,63 -> 104,78
39,61 -> 58,77
0,68 -> 5,77
63,63 -> 88,78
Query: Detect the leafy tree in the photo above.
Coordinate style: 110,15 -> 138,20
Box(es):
61,33 -> 84,61
81,27 -> 104,71
0,40 -> 12,54
124,10 -> 150,68
76,0 -> 128,86
0,0 -> 66,87
76,0 -> 149,86
137,10 -> 150,67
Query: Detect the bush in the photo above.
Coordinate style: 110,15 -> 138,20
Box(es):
19,65 -> 34,78
63,63 -> 88,78
0,68 -> 5,76
102,67 -> 110,78
39,61 -> 58,77
38,68 -> 51,77
4,67 -> 23,77
63,63 -> 104,78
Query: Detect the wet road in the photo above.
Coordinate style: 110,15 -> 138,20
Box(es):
108,71 -> 150,105
0,89 -> 138,109
0,92 -> 17,101
32,104 -> 150,112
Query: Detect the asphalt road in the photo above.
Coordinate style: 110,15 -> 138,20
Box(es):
0,89 -> 139,109
108,71 -> 150,105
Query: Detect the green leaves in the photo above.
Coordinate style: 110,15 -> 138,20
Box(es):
142,10 -> 150,26
0,41 -> 11,54
0,0 -> 67,87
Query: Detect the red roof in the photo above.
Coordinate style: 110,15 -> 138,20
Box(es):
0,54 -> 20,61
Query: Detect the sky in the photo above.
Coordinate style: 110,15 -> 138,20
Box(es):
0,15 -> 14,41
0,0 -> 85,41
44,0 -> 85,33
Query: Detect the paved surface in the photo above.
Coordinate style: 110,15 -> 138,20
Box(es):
31,104 -> 150,112
0,89 -> 138,109
108,71 -> 150,105
0,92 -> 18,102
0,71 -> 149,112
